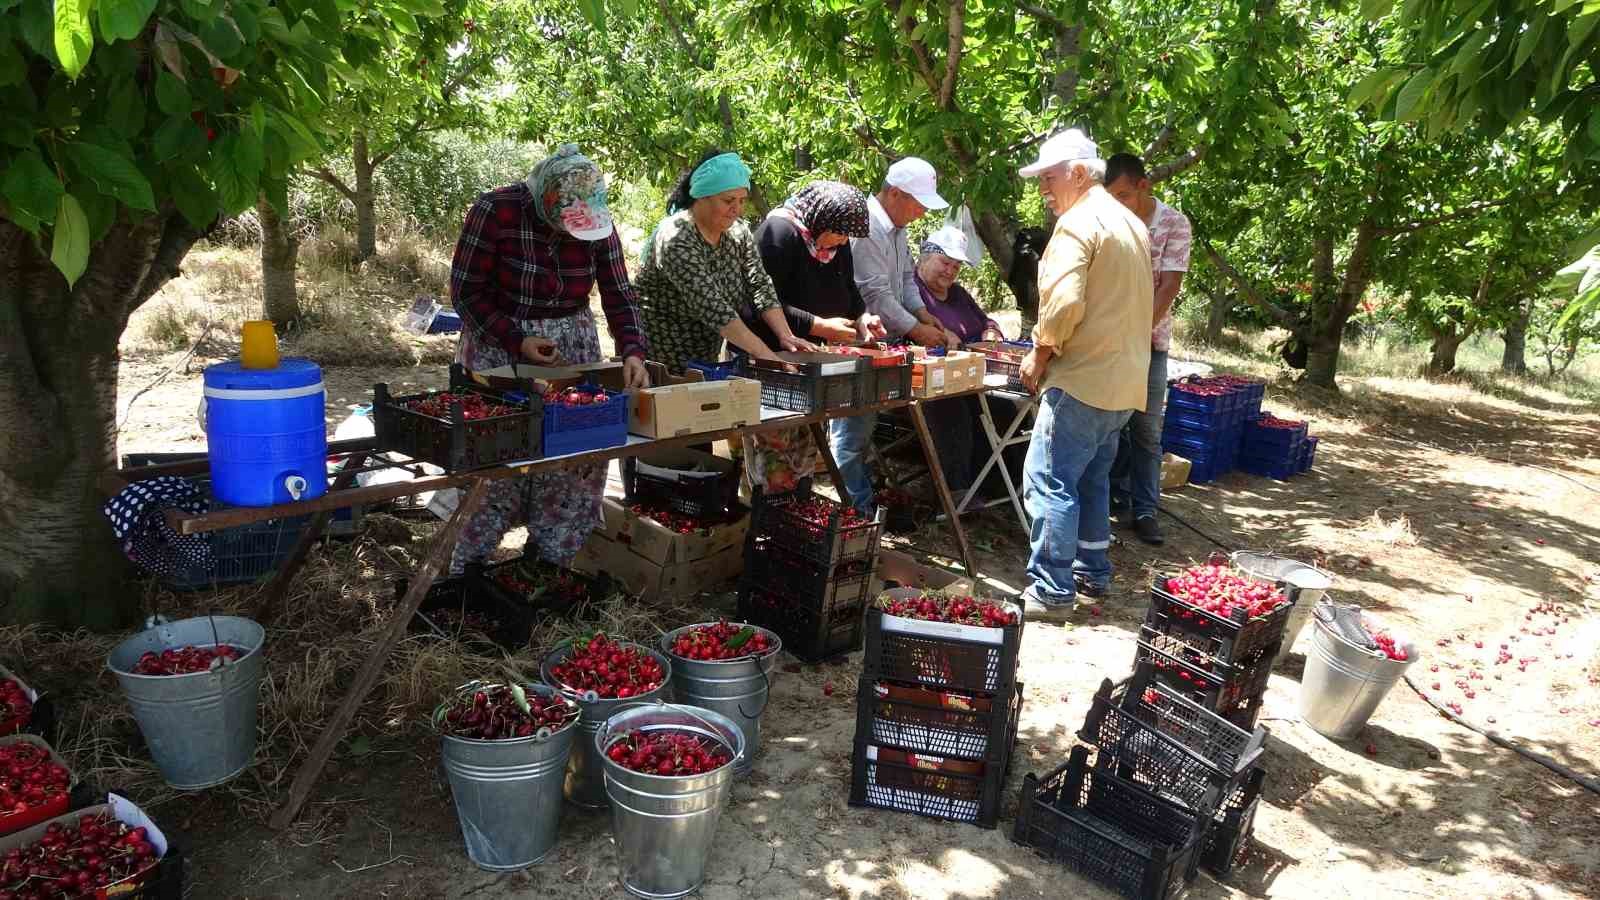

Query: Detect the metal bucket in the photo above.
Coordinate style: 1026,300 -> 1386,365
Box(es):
541,641 -> 673,809
659,624 -> 780,776
106,615 -> 265,789
438,682 -> 578,870
1230,551 -> 1333,661
1299,608 -> 1417,740
598,702 -> 745,899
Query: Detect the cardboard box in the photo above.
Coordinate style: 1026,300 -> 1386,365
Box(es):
0,794 -> 172,898
910,355 -> 953,398
469,361 -> 627,393
630,366 -> 761,438
595,497 -> 749,566
0,734 -> 73,835
0,662 -> 40,736
573,529 -> 744,602
1161,452 -> 1192,490
943,351 -> 986,393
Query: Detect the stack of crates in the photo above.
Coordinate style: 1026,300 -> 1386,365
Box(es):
1013,676 -> 1268,896
1162,378 -> 1249,483
736,481 -> 883,662
848,593 -> 1024,828
1238,412 -> 1310,481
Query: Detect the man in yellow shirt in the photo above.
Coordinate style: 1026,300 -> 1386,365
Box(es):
1017,129 -> 1154,619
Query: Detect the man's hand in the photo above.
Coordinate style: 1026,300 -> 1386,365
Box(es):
980,326 -> 1005,343
941,328 -> 961,351
810,317 -> 858,343
1020,345 -> 1055,394
859,314 -> 887,339
622,356 -> 650,391
907,323 -> 946,347
779,333 -> 818,353
520,336 -> 560,364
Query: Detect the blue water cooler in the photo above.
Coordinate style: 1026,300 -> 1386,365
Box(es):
202,358 -> 329,506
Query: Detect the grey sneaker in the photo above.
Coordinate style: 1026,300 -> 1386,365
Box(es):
1022,593 -> 1075,623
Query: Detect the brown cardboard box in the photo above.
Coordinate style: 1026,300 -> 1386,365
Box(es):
1160,453 -> 1192,490
0,794 -> 170,896
573,530 -> 744,602
910,355 -> 953,398
595,497 -> 749,566
945,351 -> 986,393
471,361 -> 627,392
630,366 -> 761,438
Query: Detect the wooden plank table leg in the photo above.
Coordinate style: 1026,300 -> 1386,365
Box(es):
255,452 -> 371,624
268,476 -> 491,830
808,421 -> 850,499
908,401 -> 979,580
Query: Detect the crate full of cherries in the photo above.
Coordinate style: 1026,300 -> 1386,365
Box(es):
373,363 -> 544,471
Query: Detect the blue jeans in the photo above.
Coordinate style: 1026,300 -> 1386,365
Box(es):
829,412 -> 877,514
1024,388 -> 1133,604
1112,350 -> 1168,518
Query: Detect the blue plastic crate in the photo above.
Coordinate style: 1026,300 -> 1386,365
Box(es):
543,388 -> 629,456
1164,406 -> 1233,433
1166,384 -> 1236,415
1299,436 -> 1319,473
1239,453 -> 1297,480
1242,415 -> 1307,451
427,309 -> 462,334
1162,422 -> 1237,451
684,360 -> 741,381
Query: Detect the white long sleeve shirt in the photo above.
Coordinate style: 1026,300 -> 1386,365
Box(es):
850,195 -> 926,338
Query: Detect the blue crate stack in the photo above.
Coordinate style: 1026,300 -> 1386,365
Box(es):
1161,380 -> 1249,483
1238,411 -> 1309,480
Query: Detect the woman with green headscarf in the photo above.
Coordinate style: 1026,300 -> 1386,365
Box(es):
446,143 -> 650,573
636,149 -> 816,372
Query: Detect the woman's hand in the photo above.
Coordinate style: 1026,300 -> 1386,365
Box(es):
810,317 -> 857,343
941,328 -> 962,352
622,356 -> 651,391
980,327 -> 1005,343
779,333 -> 818,353
520,336 -> 560,364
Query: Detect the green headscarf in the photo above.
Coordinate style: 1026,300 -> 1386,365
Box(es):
685,152 -> 751,207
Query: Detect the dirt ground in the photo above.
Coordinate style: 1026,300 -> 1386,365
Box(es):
65,296 -> 1600,899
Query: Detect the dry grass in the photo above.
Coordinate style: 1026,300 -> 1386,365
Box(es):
1355,510 -> 1420,547
0,516 -> 723,820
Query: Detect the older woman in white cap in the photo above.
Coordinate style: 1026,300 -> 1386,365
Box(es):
1014,128 -> 1153,621
914,225 -> 1005,344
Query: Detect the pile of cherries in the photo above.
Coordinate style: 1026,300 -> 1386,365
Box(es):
1363,619 -> 1412,661
0,743 -> 70,822
875,592 -> 1019,628
0,813 -> 159,897
628,503 -> 722,535
541,386 -> 614,407
605,729 -> 731,776
131,644 -> 244,676
781,495 -> 863,533
1171,380 -> 1234,398
0,679 -> 32,729
1253,414 -> 1305,431
438,684 -> 577,741
404,391 -> 516,421
1161,564 -> 1289,620
494,560 -> 595,609
548,633 -> 665,699
668,622 -> 774,662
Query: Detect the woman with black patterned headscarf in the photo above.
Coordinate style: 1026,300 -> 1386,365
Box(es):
751,180 -> 887,348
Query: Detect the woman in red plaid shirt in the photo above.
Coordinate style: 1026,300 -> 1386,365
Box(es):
445,144 -> 650,572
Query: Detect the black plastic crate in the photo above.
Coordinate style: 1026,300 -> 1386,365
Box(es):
166,512 -> 313,591
373,363 -> 543,471
1134,628 -> 1278,723
848,682 -> 1019,828
620,448 -> 739,519
401,569 -> 534,651
475,555 -> 614,621
865,360 -> 914,403
1202,765 -> 1266,878
736,584 -> 866,663
740,353 -> 865,413
1081,677 -> 1265,811
857,680 -> 1019,761
860,607 -> 1022,695
1148,576 -> 1293,664
1013,746 -> 1203,900
749,484 -> 883,571
742,546 -> 874,609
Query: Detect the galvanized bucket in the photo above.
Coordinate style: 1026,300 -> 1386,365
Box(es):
598,702 -> 745,899
106,615 -> 265,789
659,624 -> 780,776
1299,606 -> 1417,740
1230,551 -> 1333,662
438,682 -> 578,870
541,641 -> 673,809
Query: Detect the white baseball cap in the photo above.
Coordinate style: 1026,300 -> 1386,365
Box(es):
886,157 -> 949,210
921,225 -> 972,265
1019,128 -> 1100,178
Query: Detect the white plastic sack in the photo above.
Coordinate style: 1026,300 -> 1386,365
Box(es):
946,205 -> 985,270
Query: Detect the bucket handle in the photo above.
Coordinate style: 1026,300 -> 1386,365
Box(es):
738,658 -> 773,723
601,700 -> 745,765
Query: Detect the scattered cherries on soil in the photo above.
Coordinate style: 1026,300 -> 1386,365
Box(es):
550,633 -> 664,699
605,729 -> 730,776
132,644 -> 243,676
669,622 -> 773,661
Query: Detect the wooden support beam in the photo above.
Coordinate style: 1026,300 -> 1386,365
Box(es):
909,401 -> 979,579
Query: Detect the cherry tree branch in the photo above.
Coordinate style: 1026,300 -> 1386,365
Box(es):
1149,146 -> 1207,183
1200,240 -> 1298,329
938,0 -> 966,109
1144,123 -> 1177,159
1377,198 -> 1512,236
886,0 -> 942,97
309,167 -> 357,201
1017,1 -> 1069,30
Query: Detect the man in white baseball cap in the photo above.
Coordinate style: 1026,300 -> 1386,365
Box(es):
837,157 -> 961,515
1014,128 -> 1154,621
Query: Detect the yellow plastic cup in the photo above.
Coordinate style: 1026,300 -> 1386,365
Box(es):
240,321 -> 280,369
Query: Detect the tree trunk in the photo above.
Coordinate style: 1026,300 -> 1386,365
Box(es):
1299,220 -> 1379,390
1195,283 -> 1231,342
1501,299 -> 1529,374
0,212 -> 203,628
1427,327 -> 1468,375
353,130 -> 378,261
259,194 -> 302,327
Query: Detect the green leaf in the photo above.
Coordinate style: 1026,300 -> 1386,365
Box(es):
65,142 -> 157,210
152,115 -> 195,161
1590,108 -> 1600,145
1,151 -> 65,228
71,185 -> 115,241
261,171 -> 287,217
576,0 -> 606,29
1348,69 -> 1393,108
97,0 -> 158,42
200,16 -> 242,59
1512,13 -> 1547,75
169,165 -> 219,228
155,70 -> 190,116
106,76 -> 146,137
1360,0 -> 1393,19
18,1 -> 55,61
389,8 -> 418,34
208,134 -> 257,215
1395,67 -> 1433,121
53,0 -> 94,79
234,128 -> 264,179
0,40 -> 23,87
249,102 -> 265,139
49,194 -> 89,287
